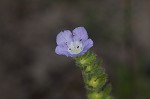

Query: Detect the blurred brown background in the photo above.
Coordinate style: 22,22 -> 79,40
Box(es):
0,0 -> 150,99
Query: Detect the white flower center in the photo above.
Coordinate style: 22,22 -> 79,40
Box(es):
67,41 -> 83,54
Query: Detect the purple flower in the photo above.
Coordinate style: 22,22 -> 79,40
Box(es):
55,27 -> 93,57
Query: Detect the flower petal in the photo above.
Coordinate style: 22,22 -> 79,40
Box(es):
55,46 -> 72,57
56,30 -> 73,46
73,27 -> 88,41
81,39 -> 93,54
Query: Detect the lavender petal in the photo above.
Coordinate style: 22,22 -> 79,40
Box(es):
55,46 -> 72,57
56,30 -> 73,46
81,39 -> 93,54
73,27 -> 88,41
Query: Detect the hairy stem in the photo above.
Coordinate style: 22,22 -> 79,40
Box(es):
74,51 -> 112,99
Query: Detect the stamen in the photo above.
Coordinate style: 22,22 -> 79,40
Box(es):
67,41 -> 83,54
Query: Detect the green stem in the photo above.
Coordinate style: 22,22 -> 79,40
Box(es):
74,51 -> 112,99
